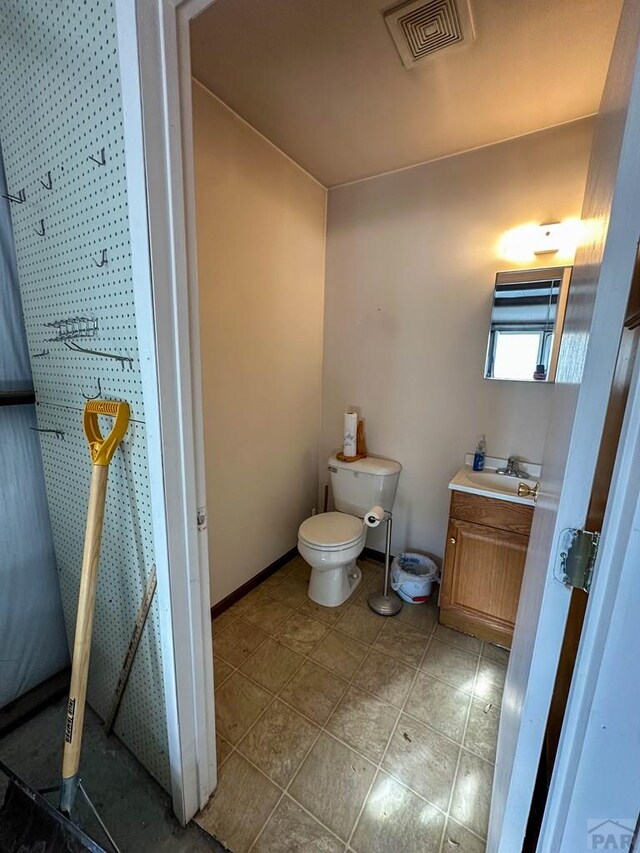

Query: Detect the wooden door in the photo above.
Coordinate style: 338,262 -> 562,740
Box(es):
442,519 -> 528,645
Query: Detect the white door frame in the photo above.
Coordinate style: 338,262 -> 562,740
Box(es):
115,0 -> 217,824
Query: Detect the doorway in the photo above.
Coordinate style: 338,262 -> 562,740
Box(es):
117,0 -> 636,844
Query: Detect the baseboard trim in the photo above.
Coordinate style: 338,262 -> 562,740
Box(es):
0,667 -> 70,738
362,547 -> 388,564
210,546 -> 299,620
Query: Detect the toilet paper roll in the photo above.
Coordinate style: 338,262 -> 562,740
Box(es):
365,505 -> 386,528
343,412 -> 358,457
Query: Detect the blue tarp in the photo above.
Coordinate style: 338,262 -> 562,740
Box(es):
0,145 -> 68,707
0,153 -> 31,393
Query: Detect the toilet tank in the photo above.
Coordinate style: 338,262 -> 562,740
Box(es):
328,454 -> 402,518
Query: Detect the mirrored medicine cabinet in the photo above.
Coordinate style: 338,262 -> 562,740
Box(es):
484,266 -> 572,383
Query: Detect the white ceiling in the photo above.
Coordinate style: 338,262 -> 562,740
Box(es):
190,0 -> 622,187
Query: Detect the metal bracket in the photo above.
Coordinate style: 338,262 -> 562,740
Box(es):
45,317 -> 98,341
92,248 -> 107,267
555,527 -> 600,592
2,188 -> 25,204
64,340 -> 133,371
30,427 -> 65,440
82,377 -> 102,400
89,147 -> 106,166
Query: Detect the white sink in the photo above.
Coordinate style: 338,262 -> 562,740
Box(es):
449,465 -> 539,506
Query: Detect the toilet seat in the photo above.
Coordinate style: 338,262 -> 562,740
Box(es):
298,512 -> 364,551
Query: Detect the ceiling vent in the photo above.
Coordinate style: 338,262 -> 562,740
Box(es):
384,0 -> 475,68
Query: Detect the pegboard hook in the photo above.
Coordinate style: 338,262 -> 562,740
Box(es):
82,377 -> 103,401
89,148 -> 106,166
2,188 -> 25,204
45,317 -> 98,342
34,219 -> 45,237
64,340 -> 134,371
30,427 -> 64,440
93,249 -> 107,268
40,171 -> 53,191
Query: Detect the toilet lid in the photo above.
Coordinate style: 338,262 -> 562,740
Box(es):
298,512 -> 364,549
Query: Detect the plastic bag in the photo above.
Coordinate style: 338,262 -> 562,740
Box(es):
391,552 -> 440,604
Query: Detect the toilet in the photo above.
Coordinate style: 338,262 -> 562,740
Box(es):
298,454 -> 402,607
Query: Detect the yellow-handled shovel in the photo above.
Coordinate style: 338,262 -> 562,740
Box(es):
59,400 -> 130,816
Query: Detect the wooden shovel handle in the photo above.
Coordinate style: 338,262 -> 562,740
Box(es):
61,464 -> 109,781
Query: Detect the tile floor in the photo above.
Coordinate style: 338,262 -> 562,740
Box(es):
197,556 -> 509,853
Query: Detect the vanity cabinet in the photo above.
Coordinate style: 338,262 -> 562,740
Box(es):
439,490 -> 534,647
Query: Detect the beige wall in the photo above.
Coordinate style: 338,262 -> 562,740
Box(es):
192,81 -> 327,604
322,118 -> 594,558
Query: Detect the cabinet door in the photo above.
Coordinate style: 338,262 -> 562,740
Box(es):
441,519 -> 529,642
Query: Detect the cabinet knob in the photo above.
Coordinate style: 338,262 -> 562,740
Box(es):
449,537 -> 456,545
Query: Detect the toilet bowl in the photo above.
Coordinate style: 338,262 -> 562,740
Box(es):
298,512 -> 365,607
298,453 -> 402,607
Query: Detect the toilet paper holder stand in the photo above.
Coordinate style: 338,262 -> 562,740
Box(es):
367,510 -> 402,617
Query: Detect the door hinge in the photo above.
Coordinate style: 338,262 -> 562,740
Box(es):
196,506 -> 207,531
556,527 -> 600,592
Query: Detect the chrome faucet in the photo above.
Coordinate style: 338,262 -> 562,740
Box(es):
496,455 -> 529,478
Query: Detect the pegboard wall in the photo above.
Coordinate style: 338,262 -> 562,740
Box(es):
0,1 -> 170,789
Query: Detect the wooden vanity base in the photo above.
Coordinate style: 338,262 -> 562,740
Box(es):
439,609 -> 513,648
439,490 -> 534,648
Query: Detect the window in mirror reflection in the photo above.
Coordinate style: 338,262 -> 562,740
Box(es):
484,267 -> 572,383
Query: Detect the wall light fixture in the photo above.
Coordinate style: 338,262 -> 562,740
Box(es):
498,218 -> 582,264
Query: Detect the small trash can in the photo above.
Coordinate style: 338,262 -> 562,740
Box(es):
390,552 -> 440,604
